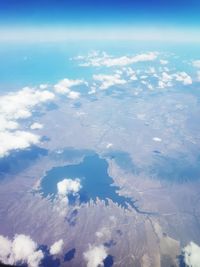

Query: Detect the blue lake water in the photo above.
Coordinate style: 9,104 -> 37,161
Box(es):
41,153 -> 137,210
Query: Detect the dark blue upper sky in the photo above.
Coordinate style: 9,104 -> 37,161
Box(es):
0,0 -> 200,27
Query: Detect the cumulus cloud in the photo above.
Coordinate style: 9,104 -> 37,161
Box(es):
197,71 -> 200,82
67,91 -> 80,100
39,84 -> 48,90
0,131 -> 40,158
0,235 -> 12,264
50,239 -> 64,256
157,71 -> 192,89
76,51 -> 158,67
106,143 -> 113,149
54,178 -> 81,216
182,242 -> 200,267
174,72 -> 192,85
83,245 -> 108,267
0,87 -> 54,158
193,60 -> 200,68
0,87 -> 55,120
57,178 -> 81,196
0,234 -> 43,267
93,74 -> 126,90
30,122 -> 43,130
160,59 -> 168,65
158,72 -> 173,89
54,78 -> 85,100
153,137 -> 162,142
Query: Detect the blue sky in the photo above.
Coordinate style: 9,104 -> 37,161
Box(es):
0,0 -> 200,42
1,0 -> 200,26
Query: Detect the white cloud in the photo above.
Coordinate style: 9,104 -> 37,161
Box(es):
0,87 -> 54,120
77,51 -> 158,67
54,78 -> 84,94
0,235 -> 12,264
174,72 -> 192,85
67,91 -> 80,100
182,242 -> 200,267
50,239 -> 64,256
153,137 -> 162,142
106,143 -> 113,149
30,122 -> 43,130
197,71 -> 200,82
57,178 -> 81,196
160,59 -> 168,65
0,234 -> 44,267
0,131 -> 40,158
39,84 -> 48,90
93,74 -> 126,90
157,71 -> 192,89
27,250 -> 44,267
54,178 -> 81,216
158,72 -> 173,89
12,234 -> 37,262
0,116 -> 18,132
0,87 -> 54,158
83,245 -> 108,267
193,60 -> 200,68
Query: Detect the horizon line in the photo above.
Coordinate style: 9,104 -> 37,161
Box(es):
0,26 -> 200,43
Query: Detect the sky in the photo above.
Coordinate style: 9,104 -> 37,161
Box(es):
0,0 -> 200,41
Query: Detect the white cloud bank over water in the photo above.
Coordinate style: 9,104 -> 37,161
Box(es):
0,87 -> 54,158
182,242 -> 200,267
83,245 -> 108,267
0,234 -> 44,267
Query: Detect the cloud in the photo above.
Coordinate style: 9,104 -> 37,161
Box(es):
93,74 -> 126,90
106,143 -> 113,149
67,91 -> 80,100
158,72 -> 173,89
30,122 -> 43,130
0,87 -> 55,120
160,59 -> 168,65
0,234 -> 44,267
0,131 -> 40,158
182,242 -> 200,267
50,239 -> 64,256
27,250 -> 44,267
153,137 -> 162,142
174,72 -> 192,85
193,60 -> 200,68
197,71 -> 200,82
77,51 -> 158,67
57,178 -> 81,196
54,78 -> 84,98
158,71 -> 192,89
39,84 -> 48,90
83,245 -> 108,267
0,235 -> 12,265
0,87 -> 55,158
54,178 -> 81,216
